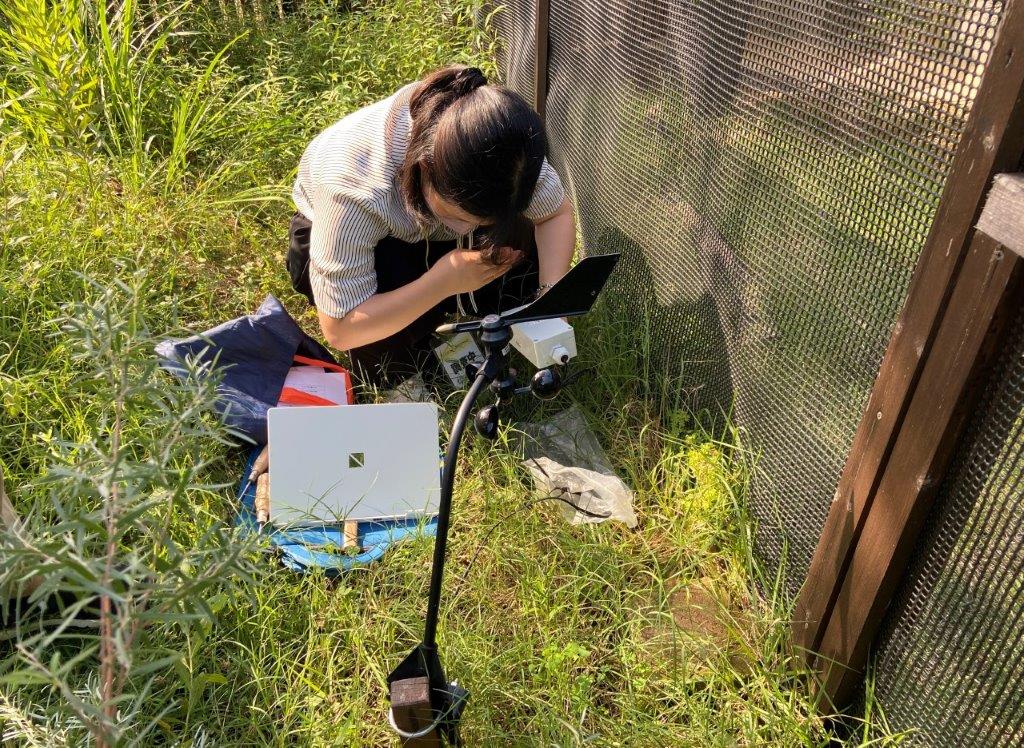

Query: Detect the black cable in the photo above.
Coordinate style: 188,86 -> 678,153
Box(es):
561,365 -> 596,388
497,266 -> 508,313
523,455 -> 613,522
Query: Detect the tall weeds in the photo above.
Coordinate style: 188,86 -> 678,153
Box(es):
0,0 -> 97,148
1,2 -> 504,742
0,0 -> 264,192
0,271 -> 258,745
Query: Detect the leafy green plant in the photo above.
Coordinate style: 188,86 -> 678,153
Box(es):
0,271 -> 257,746
0,1 -> 912,744
0,0 -> 268,192
0,0 -> 97,148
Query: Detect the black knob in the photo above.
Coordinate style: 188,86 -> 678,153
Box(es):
531,367 -> 562,400
474,404 -> 500,440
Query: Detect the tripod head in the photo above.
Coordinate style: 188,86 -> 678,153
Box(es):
440,253 -> 621,439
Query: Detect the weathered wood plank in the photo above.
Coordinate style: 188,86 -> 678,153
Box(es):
814,232 -> 1024,705
978,173 -> 1024,258
535,0 -> 550,120
0,469 -> 16,530
390,676 -> 440,747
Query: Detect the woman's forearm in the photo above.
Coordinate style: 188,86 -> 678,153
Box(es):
534,197 -> 576,287
321,195 -> 576,352
319,271 -> 450,351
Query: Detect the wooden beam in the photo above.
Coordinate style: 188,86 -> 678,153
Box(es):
390,677 -> 440,746
978,173 -> 1024,258
343,520 -> 359,550
814,232 -> 1023,705
534,0 -> 550,120
0,468 -> 17,530
793,0 -> 1024,674
1,470 -> 43,600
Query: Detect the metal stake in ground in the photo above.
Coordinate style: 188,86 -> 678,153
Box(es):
387,316 -> 511,746
385,255 -> 621,744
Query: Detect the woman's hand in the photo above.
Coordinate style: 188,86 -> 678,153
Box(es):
429,248 -> 522,296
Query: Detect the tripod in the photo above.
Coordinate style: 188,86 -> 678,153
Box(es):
386,254 -> 619,744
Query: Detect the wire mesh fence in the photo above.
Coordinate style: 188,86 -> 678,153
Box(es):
491,0 -> 537,107
871,302 -> 1024,745
491,0 -> 1001,598
489,0 -> 1020,743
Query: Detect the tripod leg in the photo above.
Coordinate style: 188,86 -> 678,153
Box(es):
423,370 -> 490,646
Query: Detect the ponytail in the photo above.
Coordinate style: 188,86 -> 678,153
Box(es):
408,65 -> 487,122
402,65 -> 488,221
400,64 -> 547,261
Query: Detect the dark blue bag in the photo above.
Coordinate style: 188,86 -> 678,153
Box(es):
156,295 -> 336,444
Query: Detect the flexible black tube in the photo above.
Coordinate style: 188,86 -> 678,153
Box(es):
423,370 -> 490,647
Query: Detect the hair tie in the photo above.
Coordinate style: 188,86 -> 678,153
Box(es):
453,67 -> 487,97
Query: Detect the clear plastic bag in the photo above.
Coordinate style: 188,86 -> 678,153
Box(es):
521,406 -> 638,528
384,374 -> 433,403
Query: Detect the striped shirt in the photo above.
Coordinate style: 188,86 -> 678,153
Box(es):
292,83 -> 566,319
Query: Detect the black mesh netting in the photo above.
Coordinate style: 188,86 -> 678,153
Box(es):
489,0 -> 536,107
489,0 -> 1002,594
870,304 -> 1024,745
489,1 -> 1017,742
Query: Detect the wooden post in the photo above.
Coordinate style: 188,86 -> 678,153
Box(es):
793,0 -> 1024,705
1,470 -> 42,598
816,231 -> 1023,705
534,0 -> 550,120
343,520 -> 359,550
390,677 -> 440,746
0,468 -> 17,530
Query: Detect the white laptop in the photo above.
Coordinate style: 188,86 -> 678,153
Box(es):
267,403 -> 440,525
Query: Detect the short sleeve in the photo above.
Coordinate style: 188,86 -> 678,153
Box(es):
307,190 -> 388,319
524,158 -> 566,221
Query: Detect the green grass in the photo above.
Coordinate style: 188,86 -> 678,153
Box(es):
1,1 -> 906,744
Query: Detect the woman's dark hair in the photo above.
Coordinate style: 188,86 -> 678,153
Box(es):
400,65 -> 547,262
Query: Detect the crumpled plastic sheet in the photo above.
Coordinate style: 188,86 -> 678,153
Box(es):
384,374 -> 433,404
521,405 -> 638,528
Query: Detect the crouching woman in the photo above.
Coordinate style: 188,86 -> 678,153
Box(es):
288,64 -> 575,388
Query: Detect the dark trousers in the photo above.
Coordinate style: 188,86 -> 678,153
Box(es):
287,213 -> 539,388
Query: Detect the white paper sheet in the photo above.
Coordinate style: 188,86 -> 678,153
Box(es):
279,366 -> 349,405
